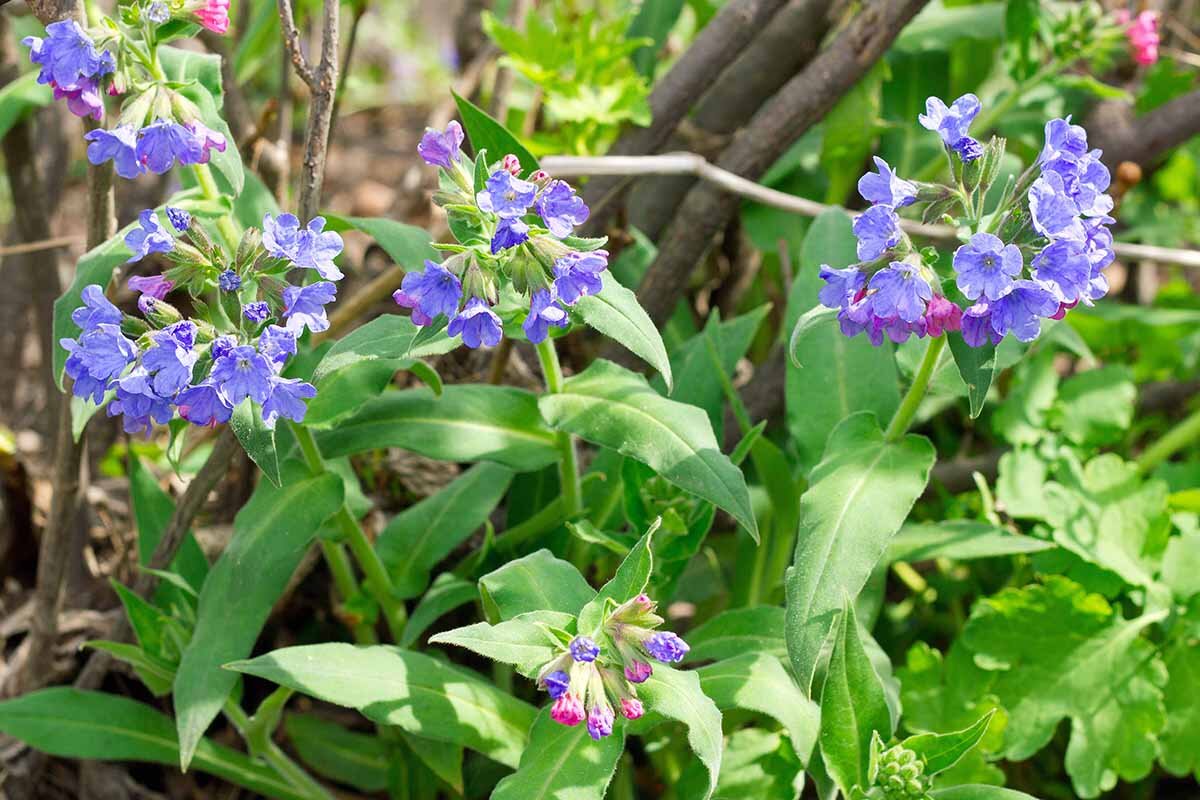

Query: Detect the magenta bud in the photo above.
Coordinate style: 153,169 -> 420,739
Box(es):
501,154 -> 521,175
620,698 -> 644,720
624,660 -> 652,683
551,693 -> 585,726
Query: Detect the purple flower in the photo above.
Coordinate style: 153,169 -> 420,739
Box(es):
258,325 -> 297,366
108,368 -> 173,435
71,284 -> 122,331
136,120 -> 204,174
868,263 -> 932,323
84,125 -> 142,180
569,636 -> 600,663
282,281 -> 338,334
543,670 -> 570,700
261,376 -> 316,427
1033,240 -> 1092,303
243,301 -> 271,324
218,270 -> 241,292
210,344 -> 273,405
919,94 -> 981,149
146,2 -> 170,24
263,213 -> 303,261
624,660 -> 652,684
125,210 -> 174,263
586,702 -> 614,741
292,216 -> 345,281
393,260 -> 462,323
128,273 -> 173,300
448,298 -> 502,349
522,289 -> 568,344
924,295 -> 962,338
491,217 -> 529,253
166,207 -> 191,232
1039,117 -> 1089,170
186,120 -> 226,163
644,631 -> 689,663
988,280 -> 1059,342
1082,216 -> 1116,273
952,233 -> 1022,301
417,120 -> 464,169
142,321 -> 197,396
818,265 -> 865,309
1028,171 -> 1084,242
211,335 -> 236,361
853,204 -> 902,261
953,136 -> 984,163
477,170 -> 536,218
620,697 -> 644,720
62,323 -> 136,403
961,302 -> 999,347
1067,151 -> 1113,218
858,157 -> 917,208
54,79 -> 104,120
553,250 -> 608,305
536,180 -> 589,237
24,20 -> 114,92
177,382 -> 233,427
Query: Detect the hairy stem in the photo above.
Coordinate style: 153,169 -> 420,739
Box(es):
885,334 -> 946,442
535,339 -> 582,517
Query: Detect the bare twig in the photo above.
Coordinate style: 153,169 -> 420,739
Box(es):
1088,88 -> 1200,170
0,235 -> 80,257
328,0 -> 367,146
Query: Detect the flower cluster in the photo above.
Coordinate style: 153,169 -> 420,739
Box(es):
819,95 -> 1114,348
535,594 -> 689,740
1115,9 -> 1160,65
872,743 -> 932,800
25,2 -> 231,179
393,121 -> 609,348
61,209 -> 343,434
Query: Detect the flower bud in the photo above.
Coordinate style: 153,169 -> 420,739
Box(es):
140,297 -> 183,327
235,227 -> 262,271
169,91 -> 203,125
501,154 -> 522,175
118,87 -> 156,128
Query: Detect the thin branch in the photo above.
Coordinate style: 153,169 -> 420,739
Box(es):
0,234 -> 80,257
328,0 -> 367,146
276,0 -> 316,86
1088,88 -> 1200,170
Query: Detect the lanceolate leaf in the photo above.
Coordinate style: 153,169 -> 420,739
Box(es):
539,359 -> 757,539
284,713 -> 390,793
931,788 -> 1039,800
159,46 -> 243,195
478,549 -> 595,622
575,274 -> 673,391
904,710 -> 996,776
401,574 -> 479,647
128,455 -> 208,596
227,644 -> 538,769
311,315 -> 456,384
492,709 -> 625,800
429,615 -> 560,677
576,519 -> 658,634
174,472 -> 343,769
887,521 -> 1054,563
685,606 -> 788,662
230,398 -> 281,486
632,666 -> 723,800
323,214 -> 438,270
785,412 -> 935,691
947,331 -> 996,419
452,91 -> 539,176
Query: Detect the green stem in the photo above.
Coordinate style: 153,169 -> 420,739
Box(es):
1136,405 -> 1200,477
535,339 -> 582,516
884,335 -> 946,442
224,700 -> 332,800
293,423 -> 407,641
191,164 -> 242,250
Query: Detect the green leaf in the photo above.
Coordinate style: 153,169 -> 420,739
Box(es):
992,347 -> 1058,446
323,214 -> 437,269
284,713 -> 389,792
685,606 -> 787,662
377,462 -> 515,599
1047,365 -> 1136,447
230,398 -> 280,486
575,274 -> 673,391
429,615 -> 560,678
0,71 -> 53,140
576,519 -> 657,634
904,710 -> 996,776
961,577 -> 1168,798
682,728 -> 803,800
84,640 -> 175,696
540,359 -> 757,539
159,46 -> 243,195
452,91 -> 539,176
0,688 -> 308,800
479,549 -> 595,622
1163,527 -> 1200,601
626,0 -> 683,77
316,384 -> 558,471
311,315 -> 456,384
785,412 -> 935,690
492,708 -> 625,800
401,574 -> 479,647
887,521 -> 1053,563
227,644 -> 538,769
128,456 -> 209,600
931,788 -> 1039,800
1159,634 -> 1200,779
947,332 -> 996,419
402,732 -> 465,793
633,666 -> 723,800
698,653 -> 820,764
174,471 -> 344,769
818,602 -> 892,796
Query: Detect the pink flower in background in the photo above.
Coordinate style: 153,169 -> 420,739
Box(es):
193,0 -> 231,35
1116,9 -> 1161,65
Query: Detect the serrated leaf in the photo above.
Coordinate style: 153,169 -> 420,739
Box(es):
575,274 -> 673,391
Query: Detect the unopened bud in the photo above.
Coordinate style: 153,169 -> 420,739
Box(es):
501,154 -> 521,175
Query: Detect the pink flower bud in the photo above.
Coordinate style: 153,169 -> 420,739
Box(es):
624,660 -> 652,684
501,154 -> 521,175
194,0 -> 230,35
620,698 -> 644,720
529,169 -> 549,182
550,693 -> 585,726
924,295 -> 962,337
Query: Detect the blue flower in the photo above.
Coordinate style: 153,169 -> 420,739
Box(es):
166,206 -> 191,232
952,233 -> 1022,301
961,303 -> 999,348
177,381 -> 234,427
128,273 -> 173,301
24,20 -> 114,92
858,157 -> 917,208
853,204 -> 902,261
543,670 -> 570,700
1028,171 -> 1084,242
135,120 -> 204,174
1082,216 -> 1116,274
211,335 -> 236,362
210,344 -> 273,406
587,701 -> 614,741
644,632 -> 689,663
393,260 -> 462,324
184,120 -> 226,164
141,322 -> 197,396
259,325 -> 297,366
263,213 -> 303,261
218,270 -> 241,292
261,376 -> 316,427
447,297 -> 502,349
477,170 -> 537,218
988,280 -> 1058,342
84,125 -> 142,179
125,210 -> 174,263
919,94 -> 981,149
570,636 -> 601,663
536,180 -> 589,238
1065,151 -> 1113,218
243,301 -> 271,324
108,368 -> 173,435
417,120 -> 464,169
291,216 -> 345,281
62,323 -> 136,403
953,136 -> 983,163
71,284 -> 122,331
54,79 -> 104,120
1032,240 -> 1092,304
818,265 -> 865,309
282,281 -> 337,334
522,289 -> 569,344
553,250 -> 608,305
146,2 -> 170,24
1038,117 -> 1089,171
868,263 -> 931,324
491,217 -> 530,254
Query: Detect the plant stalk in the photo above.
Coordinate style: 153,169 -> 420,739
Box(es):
1136,404 -> 1200,476
535,339 -> 583,516
885,335 -> 947,442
